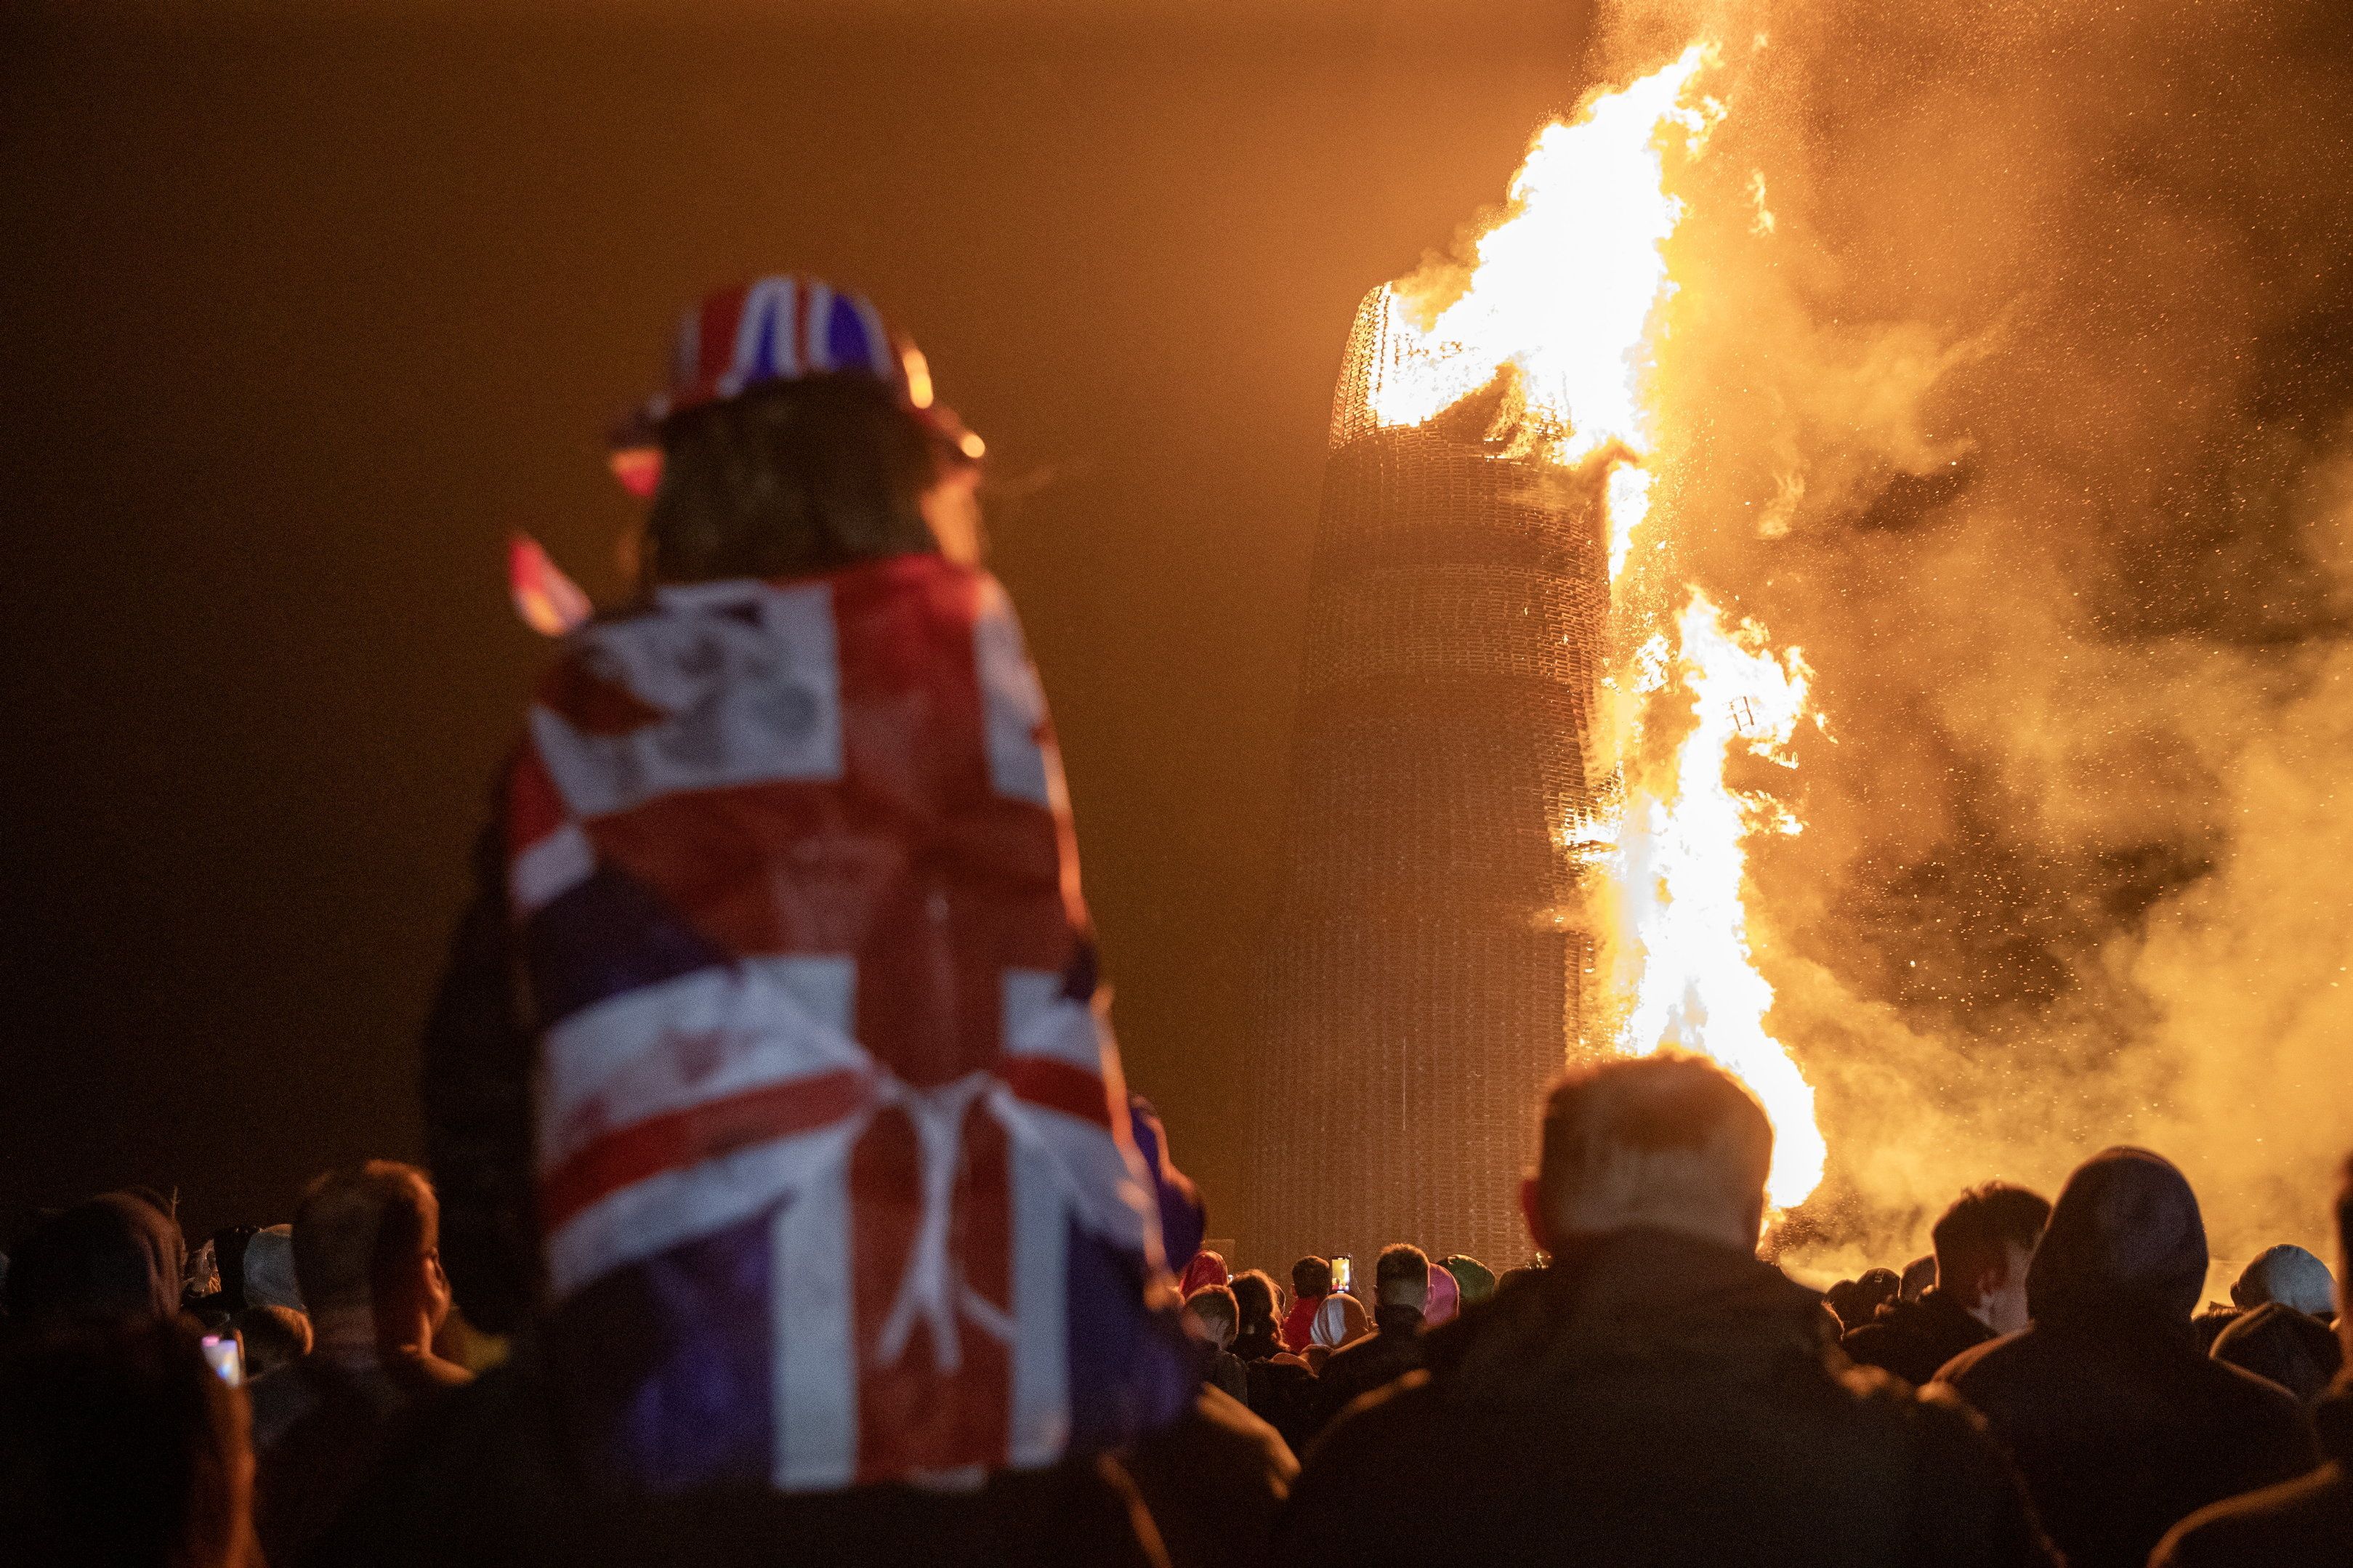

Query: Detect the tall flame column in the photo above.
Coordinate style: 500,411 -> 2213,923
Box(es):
1246,289 -> 1610,1272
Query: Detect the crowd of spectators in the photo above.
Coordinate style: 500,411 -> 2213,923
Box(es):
4,1054 -> 2346,1567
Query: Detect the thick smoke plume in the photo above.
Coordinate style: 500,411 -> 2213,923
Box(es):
1589,0 -> 2353,1279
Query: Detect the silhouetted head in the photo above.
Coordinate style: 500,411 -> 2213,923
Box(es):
233,1304 -> 312,1381
292,1162 -> 449,1357
2230,1244 -> 2335,1318
1291,1256 -> 1333,1298
1932,1181 -> 2053,1336
5,1193 -> 186,1328
1182,1284 -> 1238,1351
1524,1053 -> 1773,1255
1438,1255 -> 1496,1306
1374,1243 -> 1431,1313
2025,1147 -> 2207,1329
1230,1269 -> 1282,1340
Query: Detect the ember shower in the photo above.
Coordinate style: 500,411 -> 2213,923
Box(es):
1251,0 -> 2353,1274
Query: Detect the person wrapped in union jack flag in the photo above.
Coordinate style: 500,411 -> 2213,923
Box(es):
416,277 -> 1197,1561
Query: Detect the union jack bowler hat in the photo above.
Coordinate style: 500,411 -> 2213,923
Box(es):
608,275 -> 984,498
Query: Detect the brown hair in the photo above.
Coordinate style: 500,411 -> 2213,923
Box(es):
291,1161 -> 437,1314
643,373 -> 939,586
1374,1242 -> 1431,1307
1930,1181 -> 2053,1288
1182,1283 -> 1238,1338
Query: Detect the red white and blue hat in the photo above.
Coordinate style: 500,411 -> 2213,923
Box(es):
609,275 -> 983,497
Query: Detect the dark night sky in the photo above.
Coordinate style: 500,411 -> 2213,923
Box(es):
1,0 -> 1594,1245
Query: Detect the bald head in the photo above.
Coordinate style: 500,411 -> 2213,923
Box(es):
1529,1054 -> 1774,1254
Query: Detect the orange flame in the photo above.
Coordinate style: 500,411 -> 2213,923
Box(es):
1613,595 -> 1825,1208
1362,44 -> 1827,1208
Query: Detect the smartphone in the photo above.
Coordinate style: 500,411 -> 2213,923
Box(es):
199,1333 -> 245,1387
1329,1254 -> 1353,1294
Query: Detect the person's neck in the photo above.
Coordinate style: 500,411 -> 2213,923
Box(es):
312,1304 -> 384,1367
311,1301 -> 432,1368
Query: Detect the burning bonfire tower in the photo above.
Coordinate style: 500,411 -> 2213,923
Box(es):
1246,291 -> 1611,1271
1248,45 -> 1829,1271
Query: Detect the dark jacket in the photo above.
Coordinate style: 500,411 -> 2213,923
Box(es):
2152,1373 -> 2353,1567
1938,1149 -> 2317,1568
2209,1303 -> 2343,1410
1843,1288 -> 1994,1389
1204,1346 -> 1249,1405
307,1359 -> 1169,1568
1121,1385 -> 1295,1568
1275,1227 -> 2057,1567
251,1349 -> 473,1568
1234,1343 -> 1318,1459
1308,1304 -> 1424,1439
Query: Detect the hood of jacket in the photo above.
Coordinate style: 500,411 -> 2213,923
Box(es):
2025,1147 -> 2207,1330
5,1192 -> 186,1325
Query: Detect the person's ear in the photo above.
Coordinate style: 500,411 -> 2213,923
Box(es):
1520,1176 -> 1549,1253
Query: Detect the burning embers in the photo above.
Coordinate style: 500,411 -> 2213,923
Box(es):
1355,44 -> 1827,1210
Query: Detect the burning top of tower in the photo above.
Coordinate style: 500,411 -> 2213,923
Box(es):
1249,44 -> 1825,1270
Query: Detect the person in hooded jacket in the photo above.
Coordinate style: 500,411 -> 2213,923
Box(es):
1937,1148 -> 2316,1568
4,1191 -> 186,1328
2207,1242 -> 2341,1409
1844,1182 -> 2051,1388
1275,1054 -> 2057,1567
1306,1244 -> 1430,1440
2230,1245 -> 2336,1320
2149,1153 -> 2353,1567
2210,1303 -> 2341,1410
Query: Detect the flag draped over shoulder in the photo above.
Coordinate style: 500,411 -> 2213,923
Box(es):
505,551 -> 1191,1492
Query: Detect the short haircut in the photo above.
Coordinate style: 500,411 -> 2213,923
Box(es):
1535,1054 -> 1773,1242
1230,1269 -> 1280,1335
1183,1284 -> 1238,1338
1291,1256 -> 1333,1297
647,375 -> 938,585
1374,1243 -> 1430,1308
291,1163 -> 438,1313
1930,1182 -> 2053,1287
233,1304 -> 312,1380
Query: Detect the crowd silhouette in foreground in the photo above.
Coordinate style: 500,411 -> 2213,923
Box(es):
6,275 -> 2348,1566
4,1066 -> 2348,1567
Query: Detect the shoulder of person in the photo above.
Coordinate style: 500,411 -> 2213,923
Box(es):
1901,1382 -> 2062,1563
1926,1323 -> 2022,1390
246,1360 -> 326,1450
1840,1319 -> 1897,1356
2150,1463 -> 2350,1568
2203,1346 -> 2314,1411
1188,1383 -> 1299,1482
1275,1373 -> 1440,1553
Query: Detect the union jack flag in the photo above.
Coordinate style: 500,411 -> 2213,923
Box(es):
506,552 -> 1190,1491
